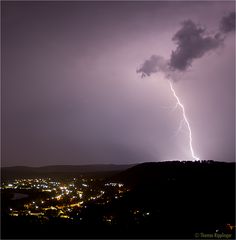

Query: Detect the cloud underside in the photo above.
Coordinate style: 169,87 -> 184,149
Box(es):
136,55 -> 168,77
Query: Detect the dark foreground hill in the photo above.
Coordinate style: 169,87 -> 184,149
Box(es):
106,160 -> 236,238
112,160 -> 235,187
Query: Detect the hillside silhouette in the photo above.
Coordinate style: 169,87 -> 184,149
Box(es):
106,161 -> 235,238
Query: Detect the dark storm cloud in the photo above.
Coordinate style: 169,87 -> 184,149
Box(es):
137,19 -> 225,76
136,55 -> 168,77
220,12 -> 235,33
169,20 -> 223,71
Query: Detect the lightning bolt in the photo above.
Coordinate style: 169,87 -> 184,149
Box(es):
169,81 -> 200,161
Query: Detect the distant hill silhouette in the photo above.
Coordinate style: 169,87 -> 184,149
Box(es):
1,164 -> 136,180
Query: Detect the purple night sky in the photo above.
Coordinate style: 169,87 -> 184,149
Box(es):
2,1 -> 235,166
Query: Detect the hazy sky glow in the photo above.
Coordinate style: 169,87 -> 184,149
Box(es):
2,1 -> 235,166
